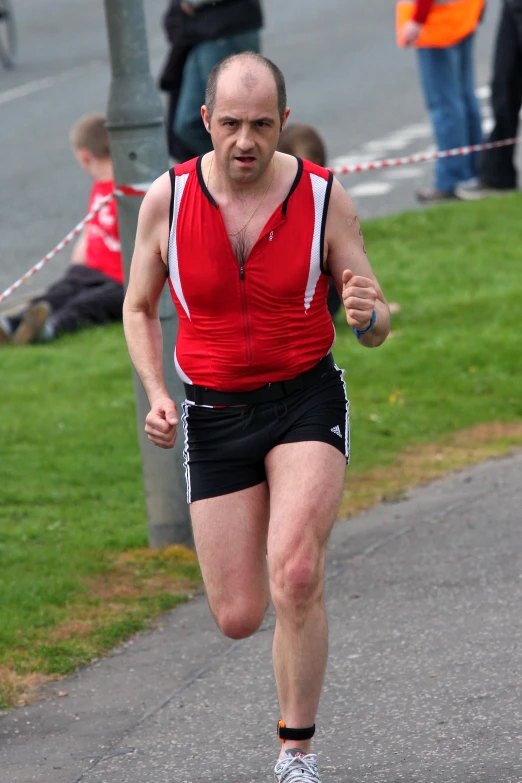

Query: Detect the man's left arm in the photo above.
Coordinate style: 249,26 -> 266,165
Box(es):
324,177 -> 390,348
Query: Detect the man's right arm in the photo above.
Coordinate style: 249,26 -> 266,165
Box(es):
123,173 -> 179,449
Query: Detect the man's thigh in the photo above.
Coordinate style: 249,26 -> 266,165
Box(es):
265,441 -> 346,578
190,483 -> 270,615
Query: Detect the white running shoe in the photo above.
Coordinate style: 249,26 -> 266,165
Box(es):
455,177 -> 516,201
274,748 -> 321,783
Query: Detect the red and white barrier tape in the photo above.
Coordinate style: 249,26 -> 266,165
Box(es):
0,194 -> 115,304
328,136 -> 519,176
115,183 -> 149,198
0,185 -> 151,303
1,136 -> 519,304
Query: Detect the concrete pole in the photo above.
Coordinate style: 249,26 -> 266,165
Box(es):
103,0 -> 192,548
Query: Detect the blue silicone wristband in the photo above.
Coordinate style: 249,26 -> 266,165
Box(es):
352,309 -> 376,339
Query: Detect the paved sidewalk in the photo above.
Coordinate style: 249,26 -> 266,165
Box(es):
1,452 -> 521,783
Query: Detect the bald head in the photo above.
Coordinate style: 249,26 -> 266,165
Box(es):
205,52 -> 287,123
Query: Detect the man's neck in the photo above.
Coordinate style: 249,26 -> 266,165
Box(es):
208,153 -> 276,201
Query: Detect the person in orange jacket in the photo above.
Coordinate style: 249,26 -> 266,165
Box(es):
397,0 -> 485,202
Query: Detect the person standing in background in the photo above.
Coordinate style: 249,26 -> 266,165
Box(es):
159,0 -> 263,161
456,0 -> 522,198
397,0 -> 485,202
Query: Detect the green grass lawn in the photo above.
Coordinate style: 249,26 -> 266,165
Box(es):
338,194 -> 522,472
1,194 -> 521,709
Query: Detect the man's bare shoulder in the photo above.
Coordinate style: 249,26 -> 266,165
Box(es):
274,151 -> 299,188
328,176 -> 358,226
141,171 -> 172,221
134,171 -> 173,264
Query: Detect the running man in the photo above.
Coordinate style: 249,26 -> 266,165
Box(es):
123,52 -> 390,783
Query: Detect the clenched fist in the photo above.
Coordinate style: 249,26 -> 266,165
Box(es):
342,269 -> 377,330
145,397 -> 179,449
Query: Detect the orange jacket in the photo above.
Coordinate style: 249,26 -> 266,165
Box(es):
396,0 -> 484,48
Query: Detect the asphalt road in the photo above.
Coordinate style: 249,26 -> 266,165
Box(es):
0,0 -> 511,308
1,453 -> 521,783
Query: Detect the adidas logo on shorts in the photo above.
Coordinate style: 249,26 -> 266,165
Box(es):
330,425 -> 342,438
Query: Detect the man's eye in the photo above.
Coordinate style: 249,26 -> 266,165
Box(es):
256,122 -> 267,128
224,121 -> 236,127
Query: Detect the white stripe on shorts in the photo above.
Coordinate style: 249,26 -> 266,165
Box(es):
181,400 -> 194,503
335,363 -> 350,463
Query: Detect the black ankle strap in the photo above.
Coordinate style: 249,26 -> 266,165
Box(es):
278,720 -> 316,742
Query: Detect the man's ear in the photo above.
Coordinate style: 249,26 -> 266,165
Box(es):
201,105 -> 211,133
280,106 -> 291,132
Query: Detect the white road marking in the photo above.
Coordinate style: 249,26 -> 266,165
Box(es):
331,84 -> 491,173
362,123 -> 433,155
348,181 -> 393,197
0,31 -> 166,107
331,84 -> 499,200
384,167 -> 424,180
0,61 -> 104,106
329,153 -> 376,168
363,137 -> 410,153
390,123 -> 432,140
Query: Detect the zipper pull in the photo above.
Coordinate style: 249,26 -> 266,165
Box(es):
240,262 -> 245,280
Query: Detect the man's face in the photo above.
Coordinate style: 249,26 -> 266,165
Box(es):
202,65 -> 288,185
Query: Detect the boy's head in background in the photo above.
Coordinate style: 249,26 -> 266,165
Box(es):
70,113 -> 113,182
278,123 -> 327,167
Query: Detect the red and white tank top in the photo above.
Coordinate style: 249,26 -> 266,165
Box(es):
167,156 -> 335,392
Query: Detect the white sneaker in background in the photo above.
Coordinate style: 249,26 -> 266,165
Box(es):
455,177 -> 517,201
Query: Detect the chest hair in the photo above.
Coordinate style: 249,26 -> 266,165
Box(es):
230,230 -> 252,268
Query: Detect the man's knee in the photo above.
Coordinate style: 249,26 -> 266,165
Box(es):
269,545 -> 324,612
211,596 -> 268,640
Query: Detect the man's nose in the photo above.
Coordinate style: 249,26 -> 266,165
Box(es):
236,125 -> 254,150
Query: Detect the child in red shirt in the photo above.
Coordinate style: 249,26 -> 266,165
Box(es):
0,114 -> 124,345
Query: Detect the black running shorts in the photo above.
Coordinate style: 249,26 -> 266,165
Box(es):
181,363 -> 349,503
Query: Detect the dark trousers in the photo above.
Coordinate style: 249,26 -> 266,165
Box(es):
14,265 -> 124,337
480,1 -> 522,188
